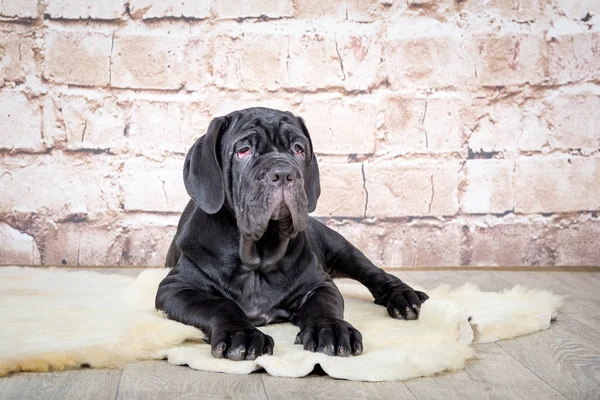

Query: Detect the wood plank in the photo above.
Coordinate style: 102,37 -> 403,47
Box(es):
493,271 -> 600,332
116,361 -> 268,400
404,343 -> 566,400
496,312 -> 600,400
261,371 -> 416,400
551,297 -> 600,332
491,271 -> 600,299
0,368 -> 122,400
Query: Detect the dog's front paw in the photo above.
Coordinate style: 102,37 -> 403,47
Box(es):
210,327 -> 274,361
294,318 -> 363,356
386,287 -> 429,320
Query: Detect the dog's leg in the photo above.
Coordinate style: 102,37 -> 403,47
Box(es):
156,266 -> 274,361
293,282 -> 363,356
311,219 -> 429,320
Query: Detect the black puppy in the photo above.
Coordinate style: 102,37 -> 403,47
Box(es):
156,107 -> 428,361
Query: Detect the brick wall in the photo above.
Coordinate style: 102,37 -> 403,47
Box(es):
1,0 -> 599,267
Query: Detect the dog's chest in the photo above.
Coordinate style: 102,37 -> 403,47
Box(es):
229,270 -> 292,326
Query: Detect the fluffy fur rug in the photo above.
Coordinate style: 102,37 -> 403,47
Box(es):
0,267 -> 562,381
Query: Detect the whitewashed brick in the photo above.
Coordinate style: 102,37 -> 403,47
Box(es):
295,0 -> 379,21
548,33 -> 600,84
299,96 -> 377,154
422,97 -> 466,151
127,101 -> 184,153
365,161 -> 461,217
468,102 -> 524,153
213,33 -> 288,90
474,34 -> 546,86
111,34 -> 187,90
0,29 -> 37,84
60,96 -> 126,151
461,0 -> 546,22
121,223 -> 176,266
45,0 -> 125,19
129,0 -> 211,19
381,223 -> 462,267
127,101 -> 211,154
517,107 -> 549,152
0,154 -> 121,217
214,30 -> 382,91
384,97 -> 428,151
462,160 -> 515,214
0,92 -> 43,151
325,220 -> 387,266
514,157 -> 600,213
468,221 -> 554,266
43,223 -> 124,266
313,163 -> 366,217
286,32 -> 348,90
186,37 -> 213,90
210,94 -> 294,119
294,1 -> 346,19
288,31 -> 382,91
44,31 -> 112,86
326,220 -> 462,267
556,219 -> 600,266
467,96 -> 549,153
385,35 -> 474,89
346,0 -> 380,22
42,96 -> 64,149
121,158 -> 188,213
180,102 -> 218,149
384,96 -> 464,152
215,0 -> 293,19
546,94 -> 600,149
0,0 -> 38,18
551,0 -> 600,21
0,222 -> 41,264
406,0 -> 436,6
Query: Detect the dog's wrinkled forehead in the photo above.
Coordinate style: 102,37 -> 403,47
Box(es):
223,108 -> 306,152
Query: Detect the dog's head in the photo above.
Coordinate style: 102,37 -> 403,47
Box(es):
184,107 -> 320,241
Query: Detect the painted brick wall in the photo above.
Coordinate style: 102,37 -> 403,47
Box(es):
1,0 -> 599,267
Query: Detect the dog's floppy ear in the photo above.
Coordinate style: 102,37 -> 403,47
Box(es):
183,117 -> 229,214
296,116 -> 321,213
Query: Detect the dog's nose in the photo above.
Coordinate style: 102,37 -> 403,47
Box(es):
267,166 -> 297,184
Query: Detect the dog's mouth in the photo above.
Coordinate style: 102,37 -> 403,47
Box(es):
270,203 -> 291,221
237,183 -> 309,238
240,203 -> 305,241
272,193 -> 309,239
238,203 -> 301,269
270,205 -> 298,240
236,185 -> 309,268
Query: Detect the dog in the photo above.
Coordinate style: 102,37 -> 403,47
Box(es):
156,107 -> 429,361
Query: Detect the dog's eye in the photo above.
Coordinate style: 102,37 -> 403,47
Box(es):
294,144 -> 305,157
237,147 -> 252,158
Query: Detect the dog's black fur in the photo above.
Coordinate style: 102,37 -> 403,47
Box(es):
156,107 -> 429,360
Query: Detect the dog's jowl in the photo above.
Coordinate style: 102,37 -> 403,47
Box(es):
156,107 -> 429,361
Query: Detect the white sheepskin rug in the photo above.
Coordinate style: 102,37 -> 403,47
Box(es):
0,267 -> 562,381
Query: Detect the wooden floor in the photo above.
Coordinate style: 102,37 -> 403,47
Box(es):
1,269 -> 599,400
